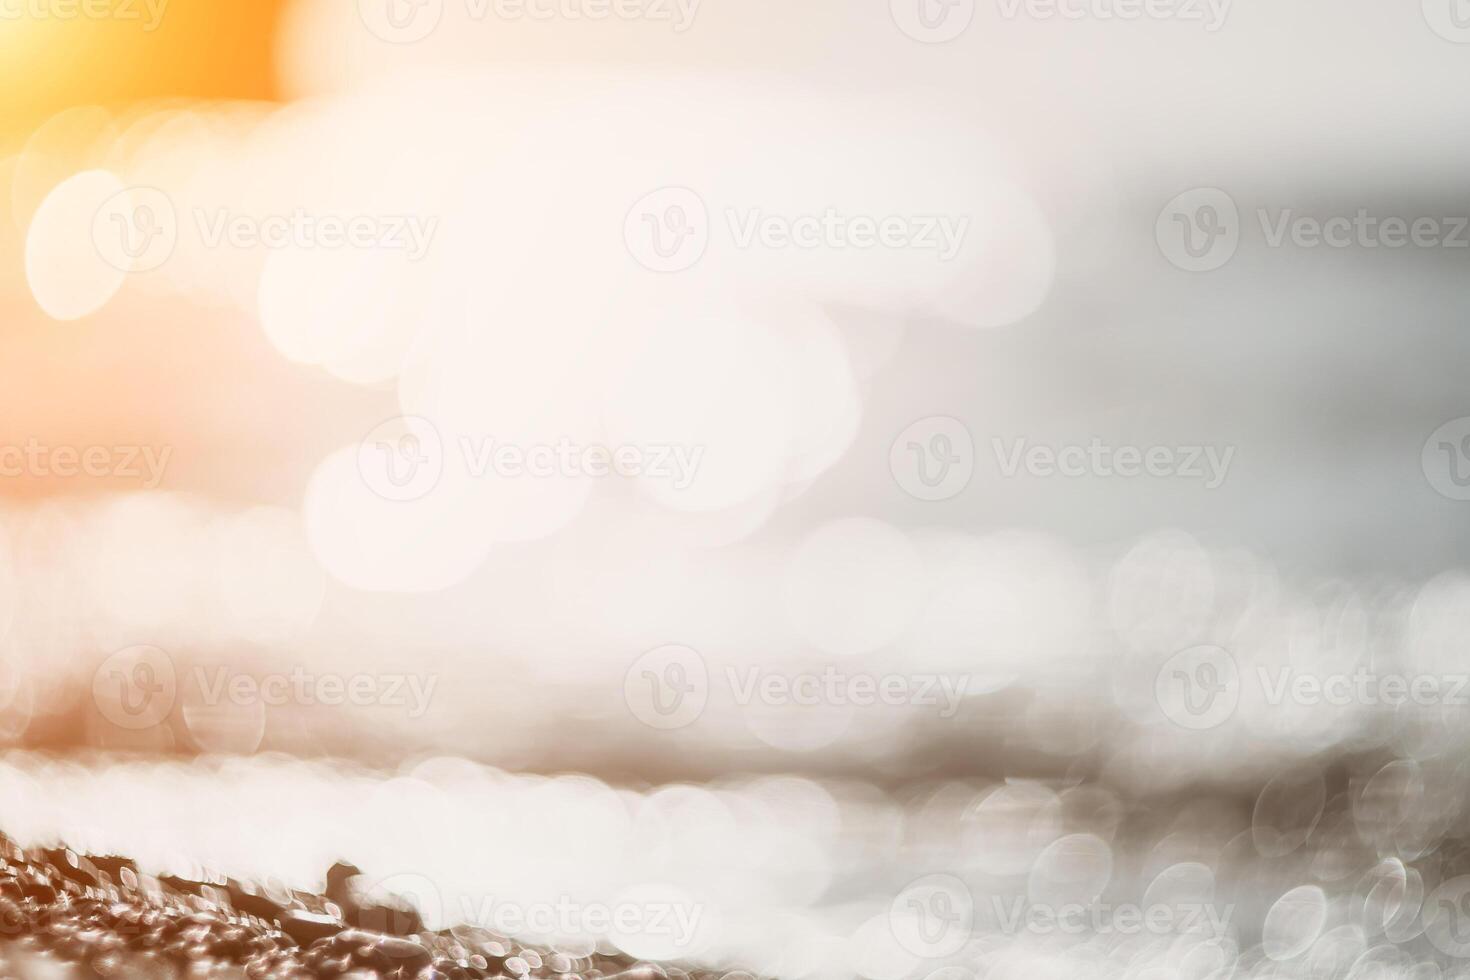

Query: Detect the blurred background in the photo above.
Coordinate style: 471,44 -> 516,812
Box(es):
0,0 -> 1468,976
